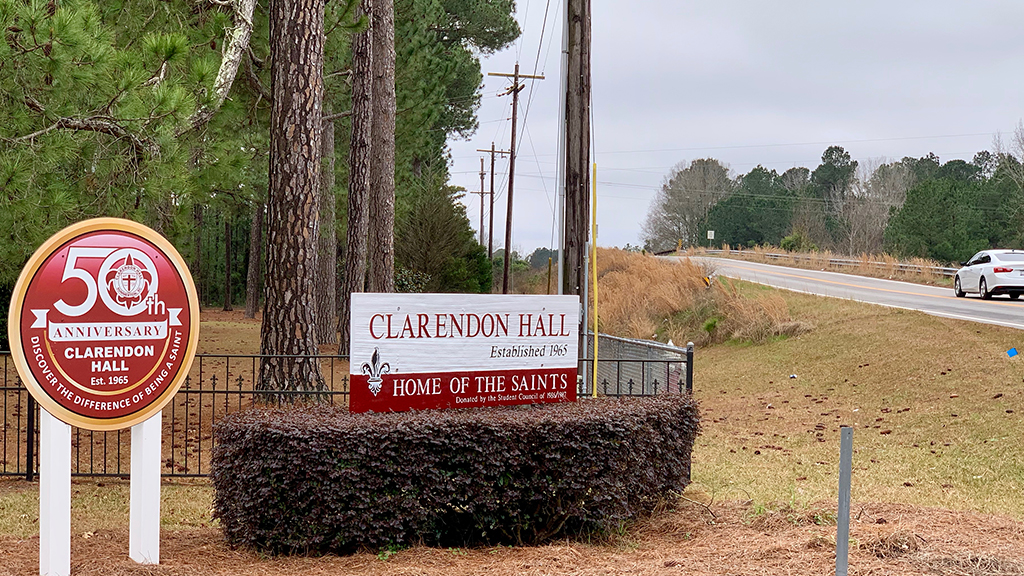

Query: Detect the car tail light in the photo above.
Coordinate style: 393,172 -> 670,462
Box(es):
994,267 -> 1013,273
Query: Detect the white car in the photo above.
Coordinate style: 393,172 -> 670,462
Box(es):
954,249 -> 1024,299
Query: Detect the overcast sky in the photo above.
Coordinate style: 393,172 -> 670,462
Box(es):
446,1 -> 1024,255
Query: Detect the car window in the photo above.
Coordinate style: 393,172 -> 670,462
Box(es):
980,255 -> 992,264
967,252 -> 984,266
995,253 -> 1024,262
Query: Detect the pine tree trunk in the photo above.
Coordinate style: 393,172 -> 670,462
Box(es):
244,202 -> 264,319
338,0 -> 373,353
223,216 -> 233,311
316,112 -> 337,344
368,0 -> 396,293
259,0 -> 326,393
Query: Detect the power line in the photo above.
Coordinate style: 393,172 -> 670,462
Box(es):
516,0 -> 556,147
453,131 -> 998,162
588,132 -> 999,156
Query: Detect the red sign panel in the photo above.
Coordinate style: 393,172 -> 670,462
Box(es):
349,293 -> 579,413
8,219 -> 199,430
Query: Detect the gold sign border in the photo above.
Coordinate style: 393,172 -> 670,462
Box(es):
7,218 -> 201,431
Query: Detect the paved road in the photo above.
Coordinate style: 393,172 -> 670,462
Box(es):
666,256 -> 1024,331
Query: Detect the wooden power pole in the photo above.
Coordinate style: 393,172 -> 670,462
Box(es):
477,142 -> 510,260
489,64 -> 544,294
562,0 -> 591,298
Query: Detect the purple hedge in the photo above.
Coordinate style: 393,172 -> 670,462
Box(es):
211,395 -> 700,554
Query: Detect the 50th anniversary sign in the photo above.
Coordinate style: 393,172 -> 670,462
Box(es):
8,218 -> 200,430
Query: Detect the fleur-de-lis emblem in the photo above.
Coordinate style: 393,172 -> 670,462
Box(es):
361,347 -> 390,396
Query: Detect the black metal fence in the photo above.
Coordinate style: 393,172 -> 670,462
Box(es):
580,333 -> 693,397
2,341 -> 692,479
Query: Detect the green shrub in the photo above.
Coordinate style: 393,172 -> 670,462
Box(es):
394,266 -> 431,293
780,229 -> 817,252
212,395 -> 700,554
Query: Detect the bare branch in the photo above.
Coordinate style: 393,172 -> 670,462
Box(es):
140,61 -> 168,88
243,52 -> 271,102
246,45 -> 265,70
23,95 -> 44,114
11,96 -> 159,160
12,115 -> 158,159
325,69 -> 352,80
179,0 -> 257,135
8,120 -> 63,142
322,109 -> 352,122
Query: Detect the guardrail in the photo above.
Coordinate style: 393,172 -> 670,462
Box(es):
664,249 -> 958,277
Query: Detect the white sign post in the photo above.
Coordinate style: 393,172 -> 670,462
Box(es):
39,411 -> 71,576
129,411 -> 163,564
8,219 -> 200,574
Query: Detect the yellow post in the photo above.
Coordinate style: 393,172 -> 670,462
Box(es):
591,162 -> 599,397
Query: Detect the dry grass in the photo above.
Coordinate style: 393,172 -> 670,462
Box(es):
595,248 -> 810,346
0,479 -> 215,539
684,245 -> 953,286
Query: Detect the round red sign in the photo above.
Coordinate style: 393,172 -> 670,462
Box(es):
8,219 -> 199,430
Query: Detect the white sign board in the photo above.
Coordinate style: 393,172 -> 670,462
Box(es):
350,293 -> 579,412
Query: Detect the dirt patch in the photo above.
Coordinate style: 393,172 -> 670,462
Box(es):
3,500 -> 1024,575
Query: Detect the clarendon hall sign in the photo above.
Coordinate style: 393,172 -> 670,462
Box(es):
350,293 -> 580,413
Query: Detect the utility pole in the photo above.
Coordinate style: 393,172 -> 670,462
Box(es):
477,143 -> 510,260
563,0 -> 591,300
470,158 -> 487,245
489,64 -> 544,294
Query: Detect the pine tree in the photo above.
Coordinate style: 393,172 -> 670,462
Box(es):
257,0 -> 327,392
367,0 -> 396,293
338,0 -> 372,352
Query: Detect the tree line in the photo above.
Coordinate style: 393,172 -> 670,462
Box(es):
643,137 -> 1024,264
0,0 -> 519,383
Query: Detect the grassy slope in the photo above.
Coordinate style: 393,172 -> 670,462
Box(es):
693,280 -> 1024,516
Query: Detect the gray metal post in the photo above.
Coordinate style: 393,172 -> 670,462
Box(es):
837,426 -> 853,576
555,0 -> 568,295
685,342 -> 694,394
